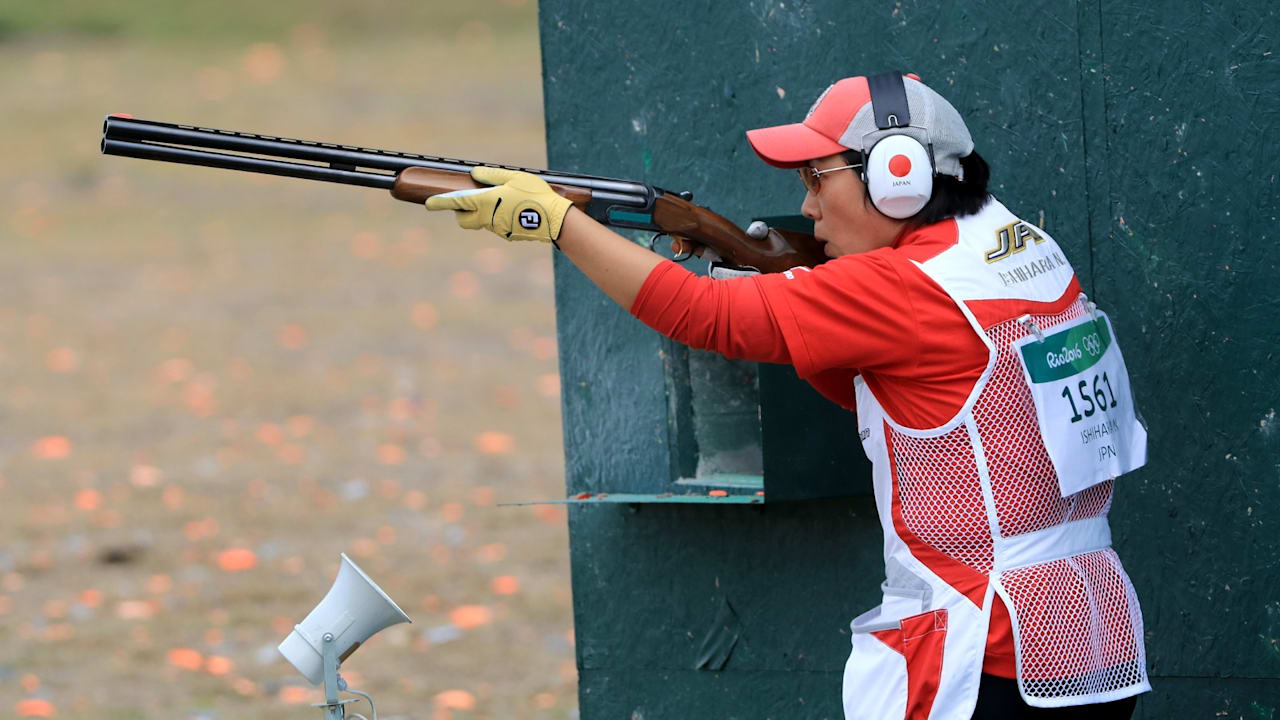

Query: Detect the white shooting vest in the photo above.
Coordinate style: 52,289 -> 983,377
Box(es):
841,200 -> 1150,719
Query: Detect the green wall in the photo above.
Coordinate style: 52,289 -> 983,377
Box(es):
539,2 -> 1280,717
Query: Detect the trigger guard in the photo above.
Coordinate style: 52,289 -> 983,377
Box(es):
648,232 -> 667,253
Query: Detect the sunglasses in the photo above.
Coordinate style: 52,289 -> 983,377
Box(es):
798,163 -> 862,194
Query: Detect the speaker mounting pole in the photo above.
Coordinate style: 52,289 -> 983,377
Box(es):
315,632 -> 357,719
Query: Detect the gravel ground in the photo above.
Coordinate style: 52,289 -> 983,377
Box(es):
2,3 -> 576,718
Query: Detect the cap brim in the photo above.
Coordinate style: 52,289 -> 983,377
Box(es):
745,122 -> 851,169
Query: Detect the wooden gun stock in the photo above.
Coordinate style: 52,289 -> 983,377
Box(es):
651,194 -> 827,273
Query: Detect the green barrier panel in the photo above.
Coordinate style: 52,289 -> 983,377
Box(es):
540,1 -> 1279,716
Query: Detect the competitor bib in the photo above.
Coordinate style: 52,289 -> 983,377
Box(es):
1013,309 -> 1147,497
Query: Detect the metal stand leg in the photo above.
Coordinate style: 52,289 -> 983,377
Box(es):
311,631 -> 374,719
319,633 -> 349,719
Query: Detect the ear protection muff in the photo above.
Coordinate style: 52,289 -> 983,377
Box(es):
865,134 -> 934,219
861,72 -> 935,219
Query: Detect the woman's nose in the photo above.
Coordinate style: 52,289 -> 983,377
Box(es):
801,191 -> 820,220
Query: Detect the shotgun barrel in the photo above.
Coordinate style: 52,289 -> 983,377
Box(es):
100,115 -> 828,272
101,115 -> 654,213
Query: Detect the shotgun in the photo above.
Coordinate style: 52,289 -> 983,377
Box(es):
100,115 -> 825,273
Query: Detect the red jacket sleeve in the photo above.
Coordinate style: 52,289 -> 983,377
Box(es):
630,254 -> 921,378
628,252 -> 985,427
630,224 -> 990,429
628,257 -> 919,412
629,261 -> 860,410
747,251 -> 921,379
629,260 -> 792,364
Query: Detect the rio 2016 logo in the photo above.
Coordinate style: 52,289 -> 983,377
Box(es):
1082,332 -> 1103,357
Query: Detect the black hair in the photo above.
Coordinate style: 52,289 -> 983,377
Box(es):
843,149 -> 991,227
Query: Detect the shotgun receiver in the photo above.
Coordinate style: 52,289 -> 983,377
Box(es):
100,116 -> 825,273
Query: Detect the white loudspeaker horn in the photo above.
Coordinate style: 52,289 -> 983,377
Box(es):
278,553 -> 412,685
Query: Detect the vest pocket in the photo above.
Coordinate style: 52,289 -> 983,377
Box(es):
846,608 -> 948,720
996,548 -> 1148,704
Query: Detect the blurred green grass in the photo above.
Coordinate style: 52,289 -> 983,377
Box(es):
2,2 -> 575,719
0,0 -> 537,44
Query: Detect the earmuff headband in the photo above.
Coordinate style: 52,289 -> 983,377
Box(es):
866,72 -> 911,129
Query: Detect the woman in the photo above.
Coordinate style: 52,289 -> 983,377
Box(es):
427,72 -> 1150,720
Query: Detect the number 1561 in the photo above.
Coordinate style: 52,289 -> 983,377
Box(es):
1061,372 -> 1118,423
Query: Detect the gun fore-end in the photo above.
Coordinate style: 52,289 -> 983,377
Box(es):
391,166 -> 594,208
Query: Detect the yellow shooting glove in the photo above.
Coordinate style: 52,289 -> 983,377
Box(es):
424,166 -> 572,243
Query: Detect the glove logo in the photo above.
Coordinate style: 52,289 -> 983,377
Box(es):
518,209 -> 542,230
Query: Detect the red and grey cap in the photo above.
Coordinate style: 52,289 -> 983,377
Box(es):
745,73 -> 975,180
